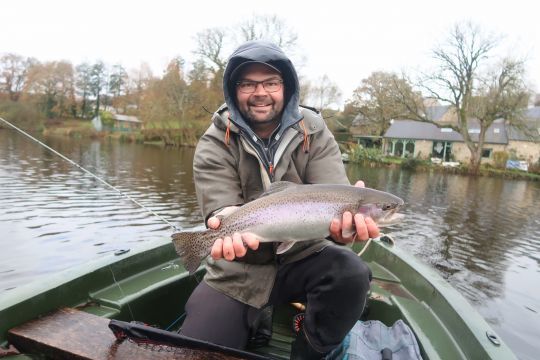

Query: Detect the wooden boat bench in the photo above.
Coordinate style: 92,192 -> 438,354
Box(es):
7,307 -> 249,360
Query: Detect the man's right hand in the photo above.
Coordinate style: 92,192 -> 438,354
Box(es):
207,210 -> 259,261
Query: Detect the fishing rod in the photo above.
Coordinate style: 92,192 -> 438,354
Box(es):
0,116 -> 180,232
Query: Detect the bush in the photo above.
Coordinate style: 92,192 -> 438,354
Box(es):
0,100 -> 45,131
530,159 -> 540,174
492,151 -> 509,169
99,111 -> 115,127
401,156 -> 425,170
348,144 -> 384,163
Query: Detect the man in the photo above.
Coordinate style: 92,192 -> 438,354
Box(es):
180,40 -> 379,359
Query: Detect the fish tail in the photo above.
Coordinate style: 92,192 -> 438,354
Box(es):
171,230 -> 213,275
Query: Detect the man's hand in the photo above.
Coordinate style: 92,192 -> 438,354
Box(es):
329,180 -> 380,244
207,209 -> 259,261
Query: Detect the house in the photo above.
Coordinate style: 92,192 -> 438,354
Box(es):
382,107 -> 540,165
350,105 -> 454,149
92,114 -> 143,132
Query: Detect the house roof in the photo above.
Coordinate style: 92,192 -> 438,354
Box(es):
525,106 -> 540,119
506,107 -> 540,141
112,114 -> 141,123
384,119 -> 508,144
425,105 -> 450,121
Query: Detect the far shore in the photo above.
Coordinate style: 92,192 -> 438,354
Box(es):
9,118 -> 539,182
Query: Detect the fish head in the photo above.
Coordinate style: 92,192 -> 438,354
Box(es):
355,189 -> 405,227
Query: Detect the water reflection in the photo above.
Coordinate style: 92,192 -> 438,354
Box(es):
1,130 -> 539,359
0,131 -> 199,293
347,165 -> 540,360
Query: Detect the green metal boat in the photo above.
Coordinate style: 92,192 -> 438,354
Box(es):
0,236 -> 516,359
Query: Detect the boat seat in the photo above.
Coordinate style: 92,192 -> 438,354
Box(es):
7,307 -> 251,359
391,296 -> 466,359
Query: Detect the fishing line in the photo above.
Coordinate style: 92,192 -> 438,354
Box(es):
0,116 -> 180,232
108,265 -> 136,322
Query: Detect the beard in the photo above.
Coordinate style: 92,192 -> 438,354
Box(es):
242,102 -> 282,128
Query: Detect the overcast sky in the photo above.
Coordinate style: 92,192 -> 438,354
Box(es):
2,0 -> 539,108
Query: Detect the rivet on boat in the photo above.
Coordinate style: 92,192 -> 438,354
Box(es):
486,331 -> 501,346
380,234 -> 395,246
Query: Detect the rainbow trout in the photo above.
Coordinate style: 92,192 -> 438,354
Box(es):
172,181 -> 404,274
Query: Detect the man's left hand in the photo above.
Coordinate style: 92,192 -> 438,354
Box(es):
329,180 -> 380,244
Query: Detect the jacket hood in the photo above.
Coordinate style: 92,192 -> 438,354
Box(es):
223,40 -> 303,137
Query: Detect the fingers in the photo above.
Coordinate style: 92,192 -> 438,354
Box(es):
341,211 -> 355,240
210,236 -> 235,261
354,180 -> 365,188
329,211 -> 381,244
222,236 -> 235,261
210,233 -> 259,261
232,233 -> 246,258
354,214 -> 380,241
329,212 -> 355,244
354,214 -> 369,241
207,216 -> 221,230
364,216 -> 380,238
242,233 -> 260,251
329,218 -> 341,240
211,238 -> 224,260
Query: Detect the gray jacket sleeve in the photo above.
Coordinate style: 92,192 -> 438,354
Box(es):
304,126 -> 350,185
193,124 -> 243,223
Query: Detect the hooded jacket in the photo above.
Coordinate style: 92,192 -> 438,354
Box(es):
193,40 -> 350,308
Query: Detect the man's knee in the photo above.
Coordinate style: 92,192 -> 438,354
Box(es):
180,282 -> 251,349
324,247 -> 372,295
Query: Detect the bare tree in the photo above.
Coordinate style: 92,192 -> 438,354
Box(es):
236,14 -> 298,54
309,75 -> 342,111
0,54 -> 35,101
193,27 -> 228,74
395,22 -> 531,174
128,62 -> 154,112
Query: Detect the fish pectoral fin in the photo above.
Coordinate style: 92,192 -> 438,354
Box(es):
276,240 -> 296,254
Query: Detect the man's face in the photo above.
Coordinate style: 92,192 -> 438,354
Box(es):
235,63 -> 284,127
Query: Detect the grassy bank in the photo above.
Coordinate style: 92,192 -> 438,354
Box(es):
41,118 -> 208,147
344,145 -> 540,181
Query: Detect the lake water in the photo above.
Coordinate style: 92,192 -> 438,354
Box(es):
0,130 -> 539,359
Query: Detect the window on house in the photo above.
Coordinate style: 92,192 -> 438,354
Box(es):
482,148 -> 492,158
494,128 -> 500,134
432,141 -> 453,161
441,128 -> 453,133
468,129 -> 480,134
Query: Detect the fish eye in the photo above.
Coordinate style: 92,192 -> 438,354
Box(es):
381,204 -> 393,211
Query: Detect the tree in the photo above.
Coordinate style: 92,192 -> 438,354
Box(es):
24,60 -> 75,118
309,74 -> 342,111
128,62 -> 154,112
394,22 -> 531,174
89,61 -> 107,117
236,14 -> 298,54
193,27 -> 228,74
75,63 -> 92,118
349,71 -> 421,136
0,54 -> 35,101
108,64 -> 128,110
140,57 -> 188,126
185,59 -> 222,121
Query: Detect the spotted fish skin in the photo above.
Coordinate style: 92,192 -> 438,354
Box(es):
171,182 -> 404,274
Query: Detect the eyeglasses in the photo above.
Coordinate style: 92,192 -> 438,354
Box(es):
236,79 -> 283,94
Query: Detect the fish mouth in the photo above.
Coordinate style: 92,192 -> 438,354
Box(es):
378,208 -> 404,227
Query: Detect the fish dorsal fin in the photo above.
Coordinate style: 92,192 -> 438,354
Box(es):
260,181 -> 298,197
